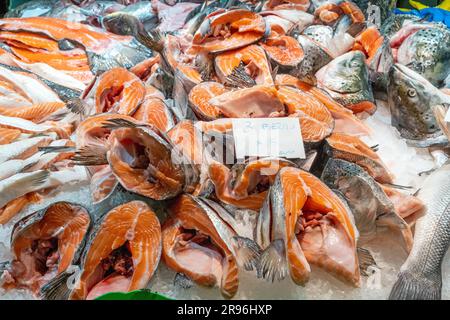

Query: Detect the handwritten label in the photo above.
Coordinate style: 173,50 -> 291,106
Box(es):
232,118 -> 305,159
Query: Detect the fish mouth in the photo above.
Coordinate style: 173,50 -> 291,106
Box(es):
5,203 -> 90,293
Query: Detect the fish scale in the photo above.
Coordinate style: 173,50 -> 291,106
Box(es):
390,163 -> 450,300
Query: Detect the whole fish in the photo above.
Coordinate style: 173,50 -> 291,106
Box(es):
389,162 -> 450,300
387,63 -> 450,147
316,51 -> 376,114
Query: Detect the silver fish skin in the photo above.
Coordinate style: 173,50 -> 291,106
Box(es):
397,26 -> 450,87
389,162 -> 450,300
292,35 -> 333,85
387,63 -> 450,147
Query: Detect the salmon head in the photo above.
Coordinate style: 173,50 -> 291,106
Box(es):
315,132 -> 393,184
255,166 -> 360,287
387,63 -> 450,147
2,202 -> 91,294
60,201 -> 162,300
162,194 -> 261,299
321,158 -> 413,252
316,50 -> 375,114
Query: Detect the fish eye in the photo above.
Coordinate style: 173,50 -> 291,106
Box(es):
407,88 -> 417,97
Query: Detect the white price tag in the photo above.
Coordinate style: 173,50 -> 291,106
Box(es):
232,118 -> 305,159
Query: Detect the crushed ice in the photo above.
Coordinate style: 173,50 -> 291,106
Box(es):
0,102 -> 449,300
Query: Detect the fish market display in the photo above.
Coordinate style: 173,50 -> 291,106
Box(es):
0,0 -> 449,301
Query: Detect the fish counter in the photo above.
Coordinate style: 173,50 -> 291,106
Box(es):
0,0 -> 449,301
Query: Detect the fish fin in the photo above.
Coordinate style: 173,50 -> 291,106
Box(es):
383,183 -> 413,190
346,22 -> 366,37
232,236 -> 261,271
72,145 -> 108,166
40,271 -> 72,300
19,160 -> 40,173
23,170 -> 50,187
357,247 -> 378,276
298,74 -> 317,86
66,99 -> 88,116
225,62 -> 256,88
389,270 -> 441,300
270,65 -> 279,83
137,29 -> 165,53
101,118 -> 139,130
377,211 -> 413,253
38,146 -> 76,154
257,239 -> 288,282
173,273 -> 194,289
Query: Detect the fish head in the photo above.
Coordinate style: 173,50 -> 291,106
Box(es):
102,12 -> 142,36
397,27 -> 450,87
387,63 -> 449,145
317,50 -> 374,113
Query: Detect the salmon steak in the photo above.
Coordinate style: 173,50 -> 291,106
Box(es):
65,201 -> 161,300
162,194 -> 260,299
255,167 -> 360,286
88,68 -> 146,115
209,85 -> 286,118
192,9 -> 269,53
91,119 -> 198,200
188,82 -> 227,120
208,158 -> 296,211
214,45 -> 274,86
2,202 -> 91,294
277,85 -> 334,145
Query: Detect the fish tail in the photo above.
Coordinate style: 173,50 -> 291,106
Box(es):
40,270 -> 73,300
232,236 -> 261,271
389,270 -> 441,300
257,239 -> 288,282
357,247 -> 378,276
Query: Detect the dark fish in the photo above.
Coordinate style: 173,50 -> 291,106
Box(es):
387,63 -> 450,147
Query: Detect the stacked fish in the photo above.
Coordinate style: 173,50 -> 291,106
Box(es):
0,0 -> 449,301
